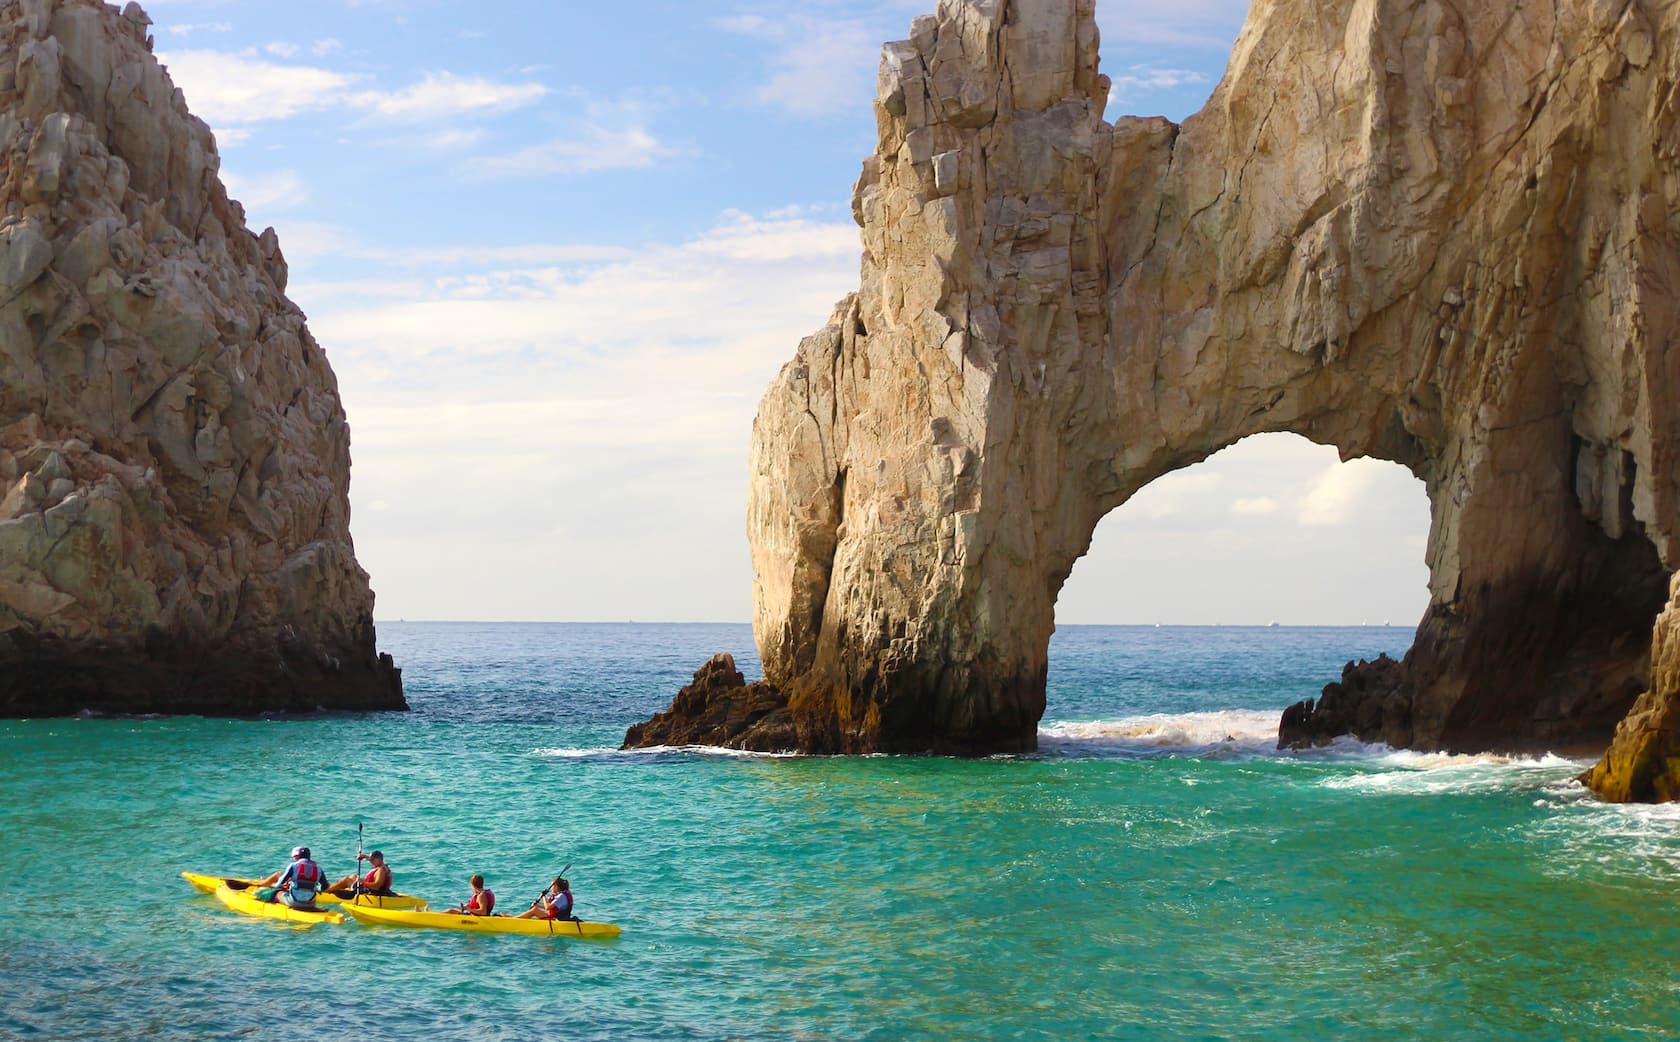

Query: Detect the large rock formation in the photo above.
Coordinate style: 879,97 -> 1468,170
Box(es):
0,0 -> 402,715
631,0 -> 1680,783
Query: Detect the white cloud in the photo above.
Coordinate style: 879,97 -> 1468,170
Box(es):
264,41 -> 299,59
350,72 -> 549,122
1107,65 -> 1209,104
158,49 -> 356,124
1123,471 -> 1222,519
1230,496 -> 1278,515
718,13 -> 880,117
690,210 -> 859,261
165,22 -> 231,37
272,222 -> 637,272
159,49 -> 547,129
466,122 -> 669,178
294,210 -> 862,621
1297,457 -> 1388,527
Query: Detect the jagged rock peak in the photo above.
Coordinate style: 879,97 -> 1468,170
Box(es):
0,0 -> 403,715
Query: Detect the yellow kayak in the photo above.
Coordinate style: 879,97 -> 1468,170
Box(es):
342,903 -> 622,938
211,883 -> 345,925
181,871 -> 427,909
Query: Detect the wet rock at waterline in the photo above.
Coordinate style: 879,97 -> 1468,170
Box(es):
629,0 -> 1680,793
622,654 -> 796,752
1278,655 -> 1410,752
0,0 -> 402,715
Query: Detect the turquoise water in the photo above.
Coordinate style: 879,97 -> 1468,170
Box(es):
4,623 -> 1680,1040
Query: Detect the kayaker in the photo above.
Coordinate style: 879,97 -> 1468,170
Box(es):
257,846 -> 327,908
445,874 -> 496,916
327,849 -> 393,897
514,876 -> 574,921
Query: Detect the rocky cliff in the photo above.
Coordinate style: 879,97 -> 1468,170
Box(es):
629,0 -> 1680,790
0,0 -> 402,715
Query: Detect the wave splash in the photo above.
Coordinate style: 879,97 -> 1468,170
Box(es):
1039,709 -> 1597,774
1039,708 -> 1298,760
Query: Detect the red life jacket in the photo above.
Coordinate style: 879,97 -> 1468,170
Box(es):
362,866 -> 391,893
468,888 -> 494,914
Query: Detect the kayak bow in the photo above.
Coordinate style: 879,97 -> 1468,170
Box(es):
182,871 -> 426,909
210,883 -> 345,926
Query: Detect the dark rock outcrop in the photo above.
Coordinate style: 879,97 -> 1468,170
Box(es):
622,654 -> 796,752
0,1 -> 402,716
1278,655 -> 1410,751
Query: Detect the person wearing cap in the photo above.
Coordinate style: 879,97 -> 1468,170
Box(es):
257,846 -> 327,908
514,876 -> 574,921
327,850 -> 393,898
444,874 -> 495,916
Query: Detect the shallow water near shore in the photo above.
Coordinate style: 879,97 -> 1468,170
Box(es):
4,623 -> 1680,1040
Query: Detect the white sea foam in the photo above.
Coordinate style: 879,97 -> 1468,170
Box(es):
1038,709 -> 1294,759
1532,799 -> 1680,878
1319,750 -> 1591,795
1037,710 -> 1598,789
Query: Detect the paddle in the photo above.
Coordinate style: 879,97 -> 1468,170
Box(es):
532,862 -> 573,907
353,822 -> 364,899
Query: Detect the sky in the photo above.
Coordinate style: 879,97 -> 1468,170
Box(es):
143,0 -> 1432,627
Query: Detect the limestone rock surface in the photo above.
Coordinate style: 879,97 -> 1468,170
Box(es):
0,0 -> 402,715
646,0 -> 1680,775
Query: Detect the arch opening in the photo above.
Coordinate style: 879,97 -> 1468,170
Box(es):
1043,433 -> 1428,753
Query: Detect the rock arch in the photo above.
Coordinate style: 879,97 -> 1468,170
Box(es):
736,0 -> 1680,782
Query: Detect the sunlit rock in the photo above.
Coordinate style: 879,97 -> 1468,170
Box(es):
0,0 -> 401,715
634,0 -> 1680,777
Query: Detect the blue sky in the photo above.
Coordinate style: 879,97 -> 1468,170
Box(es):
144,0 -> 1431,626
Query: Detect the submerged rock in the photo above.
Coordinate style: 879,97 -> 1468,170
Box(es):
693,0 -> 1680,780
0,1 -> 402,716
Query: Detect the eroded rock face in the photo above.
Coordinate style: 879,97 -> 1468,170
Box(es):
729,0 -> 1680,770
0,0 -> 402,715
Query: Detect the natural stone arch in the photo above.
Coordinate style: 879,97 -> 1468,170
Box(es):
735,0 -> 1679,765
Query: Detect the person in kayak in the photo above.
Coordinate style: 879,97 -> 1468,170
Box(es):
327,850 -> 393,897
257,846 -> 327,908
514,876 -> 574,921
445,874 -> 495,916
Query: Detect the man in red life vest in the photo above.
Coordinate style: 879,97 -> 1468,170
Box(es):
257,846 -> 326,908
327,850 -> 393,898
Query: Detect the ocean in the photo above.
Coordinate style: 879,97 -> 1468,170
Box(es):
3,622 -> 1678,1040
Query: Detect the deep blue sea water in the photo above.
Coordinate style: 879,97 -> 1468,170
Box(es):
4,623 -> 1680,1040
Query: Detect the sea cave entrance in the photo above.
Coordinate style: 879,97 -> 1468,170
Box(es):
1042,433 -> 1430,750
